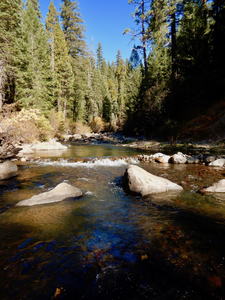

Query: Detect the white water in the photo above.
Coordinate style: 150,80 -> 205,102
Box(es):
34,157 -> 140,168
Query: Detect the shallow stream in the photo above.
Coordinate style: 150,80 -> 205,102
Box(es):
1,144 -> 225,299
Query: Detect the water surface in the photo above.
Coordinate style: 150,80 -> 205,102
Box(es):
0,145 -> 225,299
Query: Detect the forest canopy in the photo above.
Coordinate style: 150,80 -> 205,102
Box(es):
0,0 -> 224,139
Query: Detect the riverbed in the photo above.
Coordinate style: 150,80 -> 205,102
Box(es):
0,144 -> 225,299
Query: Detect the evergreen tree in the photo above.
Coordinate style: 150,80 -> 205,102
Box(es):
124,0 -> 151,90
25,0 -> 42,19
46,0 -> 59,72
17,0 -> 52,113
129,45 -> 140,69
53,22 -> 74,117
60,0 -> 87,58
115,50 -> 126,122
61,0 -> 88,121
0,0 -> 22,109
96,42 -> 105,70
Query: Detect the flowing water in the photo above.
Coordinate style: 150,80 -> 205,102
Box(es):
1,144 -> 225,299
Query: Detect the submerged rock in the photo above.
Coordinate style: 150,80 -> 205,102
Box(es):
16,183 -> 82,206
201,179 -> 225,193
122,165 -> 183,197
0,160 -> 18,180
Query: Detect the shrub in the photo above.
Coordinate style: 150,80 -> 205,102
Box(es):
74,122 -> 92,135
1,108 -> 52,142
50,109 -> 65,136
90,117 -> 105,133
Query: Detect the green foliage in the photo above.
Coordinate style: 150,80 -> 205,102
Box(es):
96,42 -> 105,70
17,1 -> 52,114
0,0 -> 22,108
60,0 -> 87,58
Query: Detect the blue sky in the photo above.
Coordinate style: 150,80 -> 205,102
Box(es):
37,0 -> 136,63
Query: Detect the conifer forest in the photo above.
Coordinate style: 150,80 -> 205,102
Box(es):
1,0 -> 225,139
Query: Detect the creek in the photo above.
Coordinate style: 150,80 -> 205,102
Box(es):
0,144 -> 225,299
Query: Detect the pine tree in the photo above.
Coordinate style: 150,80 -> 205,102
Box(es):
60,0 -> 87,58
0,0 -> 22,109
17,0 -> 52,113
53,22 -> 74,117
115,50 -> 126,123
46,0 -> 59,72
124,0 -> 151,90
60,0 -> 88,121
129,45 -> 140,69
25,0 -> 42,19
96,42 -> 105,70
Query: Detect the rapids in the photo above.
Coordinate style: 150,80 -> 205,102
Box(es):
1,144 -> 225,299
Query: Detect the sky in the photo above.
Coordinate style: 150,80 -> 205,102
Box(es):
37,0 -> 137,63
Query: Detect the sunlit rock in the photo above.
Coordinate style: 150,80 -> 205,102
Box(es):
34,141 -> 67,151
122,165 -> 183,197
201,179 -> 225,193
169,153 -> 187,164
209,159 -> 225,167
16,183 -> 82,206
0,160 -> 18,180
18,144 -> 34,156
153,153 -> 170,163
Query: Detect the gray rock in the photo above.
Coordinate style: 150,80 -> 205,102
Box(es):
122,165 -> 183,197
186,156 -> 200,164
201,179 -> 225,193
209,159 -> 225,167
16,182 -> 82,206
205,156 -> 216,163
34,141 -> 67,151
18,144 -> 34,155
73,134 -> 82,140
0,160 -> 18,180
169,154 -> 187,164
153,153 -> 170,163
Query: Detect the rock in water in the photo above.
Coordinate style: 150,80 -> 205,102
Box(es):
0,160 -> 18,180
209,159 -> 225,167
122,165 -> 183,197
16,183 -> 82,206
169,153 -> 187,164
201,179 -> 225,193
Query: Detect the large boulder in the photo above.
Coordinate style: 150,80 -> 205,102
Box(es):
169,153 -> 187,164
18,144 -> 34,156
209,159 -> 225,167
201,179 -> 225,193
153,153 -> 170,163
0,160 -> 18,180
34,141 -> 67,151
122,165 -> 183,197
16,183 -> 82,206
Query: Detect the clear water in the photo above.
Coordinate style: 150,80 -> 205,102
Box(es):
0,145 -> 225,299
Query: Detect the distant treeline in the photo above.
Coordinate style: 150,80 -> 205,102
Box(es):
1,0 -> 225,137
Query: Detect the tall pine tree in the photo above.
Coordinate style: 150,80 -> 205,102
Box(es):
17,0 -> 52,113
0,0 -> 22,109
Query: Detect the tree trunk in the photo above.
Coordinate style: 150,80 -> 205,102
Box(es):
141,0 -> 150,91
171,7 -> 177,81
